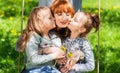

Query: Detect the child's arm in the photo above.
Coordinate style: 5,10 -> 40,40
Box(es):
73,40 -> 95,72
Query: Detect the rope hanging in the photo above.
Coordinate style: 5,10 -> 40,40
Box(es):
18,0 -> 24,73
97,0 -> 101,73
18,0 -> 101,73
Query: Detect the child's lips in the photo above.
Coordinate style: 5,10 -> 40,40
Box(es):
69,22 -> 72,25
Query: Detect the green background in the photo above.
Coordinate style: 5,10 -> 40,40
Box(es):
0,0 -> 120,73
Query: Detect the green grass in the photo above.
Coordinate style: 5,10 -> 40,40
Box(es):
83,0 -> 120,9
0,0 -> 120,73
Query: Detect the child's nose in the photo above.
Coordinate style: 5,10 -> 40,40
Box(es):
70,19 -> 73,22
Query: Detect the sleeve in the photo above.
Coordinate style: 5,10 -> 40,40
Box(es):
74,40 -> 95,72
26,34 -> 55,66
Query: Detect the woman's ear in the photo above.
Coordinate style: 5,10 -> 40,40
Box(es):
79,27 -> 86,33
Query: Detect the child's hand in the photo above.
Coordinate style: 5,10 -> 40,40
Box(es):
73,50 -> 84,61
57,57 -> 67,67
43,46 -> 65,58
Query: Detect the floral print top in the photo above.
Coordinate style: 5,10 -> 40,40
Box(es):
63,37 -> 95,73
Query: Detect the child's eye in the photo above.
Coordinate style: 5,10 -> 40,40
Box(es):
74,18 -> 78,22
74,17 -> 80,22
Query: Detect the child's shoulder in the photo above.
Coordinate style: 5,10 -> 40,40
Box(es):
78,37 -> 88,41
78,37 -> 91,45
28,31 -> 43,40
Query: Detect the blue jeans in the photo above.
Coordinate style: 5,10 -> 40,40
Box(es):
26,66 -> 61,73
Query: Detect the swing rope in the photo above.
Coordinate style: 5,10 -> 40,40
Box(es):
97,0 -> 101,73
18,0 -> 24,73
18,0 -> 101,73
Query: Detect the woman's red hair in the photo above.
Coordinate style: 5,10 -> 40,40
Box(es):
50,0 -> 75,17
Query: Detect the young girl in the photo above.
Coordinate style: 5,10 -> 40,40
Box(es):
15,7 -> 65,73
60,12 -> 100,73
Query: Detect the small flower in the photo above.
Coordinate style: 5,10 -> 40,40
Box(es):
95,10 -> 103,13
1,38 -> 5,42
0,14 -> 4,17
12,8 -> 15,11
67,52 -> 73,58
18,32 -> 21,36
109,6 -> 114,10
82,5 -> 86,8
60,46 -> 66,52
9,17 -> 14,21
95,10 -> 98,13
60,46 -> 73,58
8,6 -> 11,9
11,28 -> 15,33
14,32 -> 17,36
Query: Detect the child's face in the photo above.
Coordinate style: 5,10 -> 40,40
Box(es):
68,12 -> 87,32
38,8 -> 55,31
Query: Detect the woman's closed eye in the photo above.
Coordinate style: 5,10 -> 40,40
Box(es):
57,12 -> 62,16
66,13 -> 70,16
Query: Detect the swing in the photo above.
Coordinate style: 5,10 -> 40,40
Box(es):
18,0 -> 24,73
18,0 -> 101,73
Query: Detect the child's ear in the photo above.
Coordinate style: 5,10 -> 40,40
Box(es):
37,14 -> 42,19
79,27 -> 86,33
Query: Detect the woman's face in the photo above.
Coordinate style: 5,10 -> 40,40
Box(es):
54,12 -> 72,29
68,12 -> 87,32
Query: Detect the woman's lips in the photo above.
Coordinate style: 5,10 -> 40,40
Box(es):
60,22 -> 67,25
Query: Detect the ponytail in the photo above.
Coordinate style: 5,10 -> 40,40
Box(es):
91,14 -> 100,32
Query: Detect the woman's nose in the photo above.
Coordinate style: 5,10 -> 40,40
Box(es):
61,14 -> 67,20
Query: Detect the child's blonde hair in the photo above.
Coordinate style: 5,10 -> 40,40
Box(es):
17,7 -> 51,52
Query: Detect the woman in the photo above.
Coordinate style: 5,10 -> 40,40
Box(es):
50,0 -> 75,41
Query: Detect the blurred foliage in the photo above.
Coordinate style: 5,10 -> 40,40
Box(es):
83,0 -> 120,73
0,0 -> 38,18
0,0 -> 120,73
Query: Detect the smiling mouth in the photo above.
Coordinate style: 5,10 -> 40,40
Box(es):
60,22 -> 68,25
